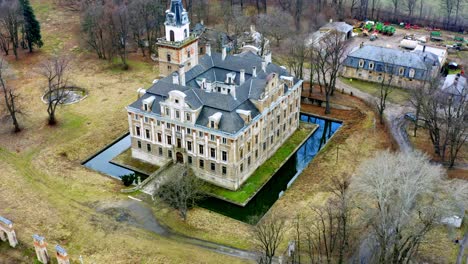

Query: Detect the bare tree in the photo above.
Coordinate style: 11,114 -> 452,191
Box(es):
310,30 -> 348,114
252,213 -> 287,264
0,27 -> 10,55
350,151 -> 468,263
128,0 -> 164,57
110,3 -> 130,70
441,0 -> 456,27
81,2 -> 114,60
415,74 -> 467,167
375,64 -> 394,125
0,0 -> 22,60
38,56 -> 70,125
256,10 -> 290,47
0,58 -> 21,132
391,0 -> 400,21
406,0 -> 418,18
154,168 -> 205,221
286,35 -> 308,81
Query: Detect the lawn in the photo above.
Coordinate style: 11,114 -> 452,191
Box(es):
111,148 -> 159,175
340,77 -> 411,104
203,123 -> 318,205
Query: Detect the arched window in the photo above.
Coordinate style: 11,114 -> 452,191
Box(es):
399,67 -> 405,76
359,59 -> 365,68
184,29 -> 188,38
167,54 -> 171,62
369,61 -> 374,70
170,30 -> 175,42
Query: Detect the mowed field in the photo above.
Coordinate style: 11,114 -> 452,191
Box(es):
0,0 -> 464,263
0,0 -> 247,263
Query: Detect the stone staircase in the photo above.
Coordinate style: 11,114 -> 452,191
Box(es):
141,162 -> 187,196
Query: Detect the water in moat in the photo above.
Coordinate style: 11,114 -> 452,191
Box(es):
198,114 -> 342,223
83,134 -> 136,179
83,114 -> 342,224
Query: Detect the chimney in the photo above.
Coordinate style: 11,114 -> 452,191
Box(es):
222,46 -> 227,61
178,65 -> 186,86
262,60 -> 267,72
206,43 -> 211,56
240,69 -> 245,85
172,72 -> 179,85
252,66 -> 257,78
423,45 -> 426,52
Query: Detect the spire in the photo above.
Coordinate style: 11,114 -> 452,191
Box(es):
165,0 -> 189,27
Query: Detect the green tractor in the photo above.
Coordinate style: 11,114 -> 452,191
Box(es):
375,22 -> 384,32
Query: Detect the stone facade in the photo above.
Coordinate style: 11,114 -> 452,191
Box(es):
342,45 -> 440,89
0,216 -> 18,248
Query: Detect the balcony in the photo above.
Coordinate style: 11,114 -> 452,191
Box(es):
157,35 -> 198,48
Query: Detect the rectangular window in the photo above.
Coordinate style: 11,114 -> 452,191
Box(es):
176,125 -> 181,132
157,133 -> 162,142
157,120 -> 161,126
222,137 -> 227,144
137,141 -> 142,149
147,144 -> 151,152
167,135 -> 172,145
187,141 -> 192,151
168,150 -> 172,158
255,150 -> 258,159
240,149 -> 244,159
248,156 -> 251,166
247,142 -> 251,152
255,135 -> 258,144
187,128 -> 191,134
175,110 -> 180,119
158,147 -> 163,156
240,163 -> 244,172
145,129 -> 150,139
199,131 -> 204,137
165,107 -> 170,116
210,148 -> 216,158
199,159 -> 204,168
188,156 -> 192,164
210,135 -> 215,141
211,163 -> 215,171
136,126 -> 141,136
166,122 -> 171,129
186,113 -> 191,121
134,114 -> 139,121
222,166 -> 227,175
144,116 -> 149,123
263,142 -> 266,150
222,151 -> 227,161
199,144 -> 204,155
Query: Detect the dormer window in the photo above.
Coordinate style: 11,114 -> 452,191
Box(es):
208,112 -> 222,129
142,96 -> 155,112
359,59 -> 365,68
369,61 -> 374,70
399,67 -> 405,76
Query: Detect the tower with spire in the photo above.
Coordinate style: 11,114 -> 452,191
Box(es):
157,0 -> 198,77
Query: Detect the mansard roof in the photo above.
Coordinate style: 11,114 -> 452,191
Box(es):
128,51 -> 298,134
345,45 -> 433,70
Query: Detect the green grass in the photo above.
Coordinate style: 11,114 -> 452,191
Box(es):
203,124 -> 317,205
340,77 -> 411,104
111,148 -> 159,175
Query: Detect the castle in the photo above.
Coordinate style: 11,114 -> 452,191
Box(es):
126,0 -> 302,190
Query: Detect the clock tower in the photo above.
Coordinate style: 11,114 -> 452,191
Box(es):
157,0 -> 198,78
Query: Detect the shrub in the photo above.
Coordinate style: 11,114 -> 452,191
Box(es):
121,173 -> 135,186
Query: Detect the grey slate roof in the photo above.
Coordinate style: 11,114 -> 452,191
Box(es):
321,22 -> 353,33
442,74 -> 467,95
128,51 -> 295,134
347,45 -> 431,70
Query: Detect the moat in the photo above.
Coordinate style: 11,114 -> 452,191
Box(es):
83,113 -> 342,223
